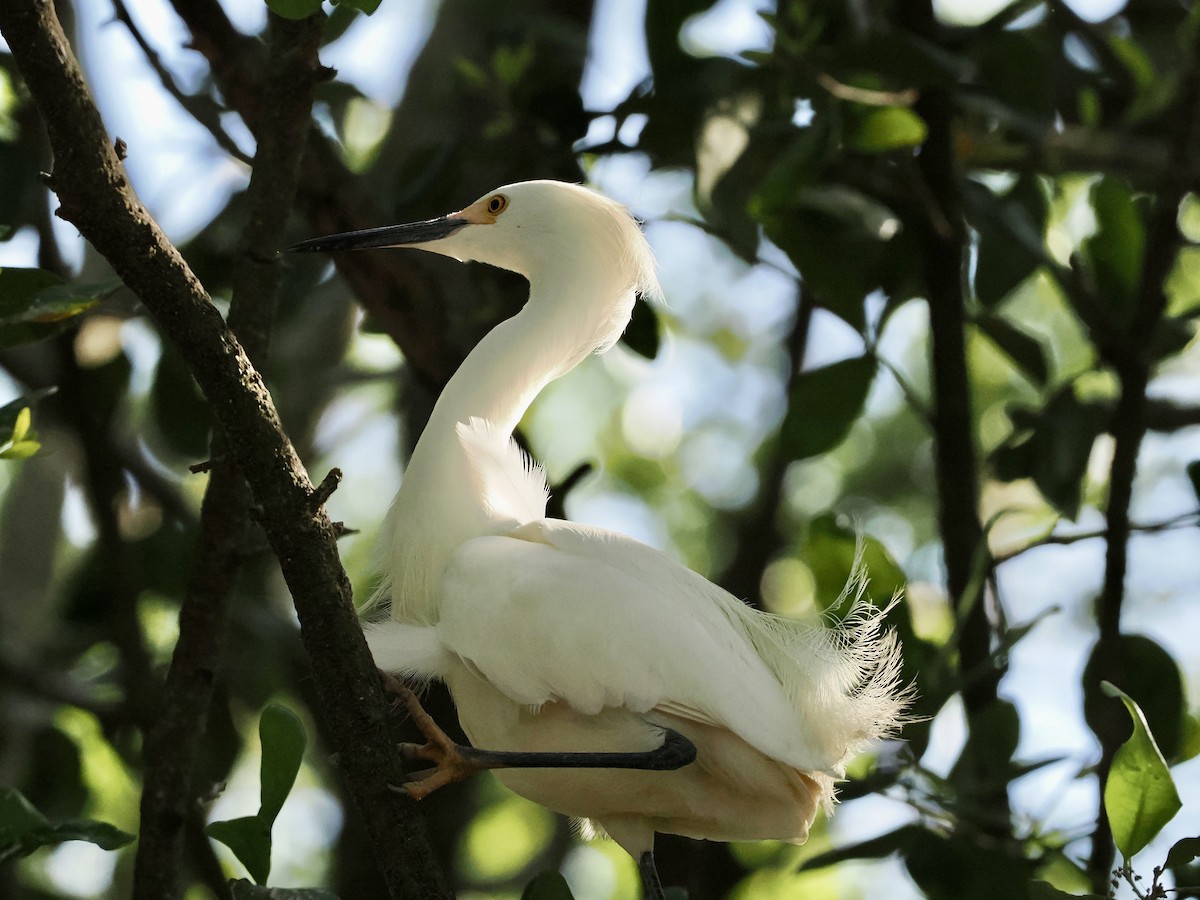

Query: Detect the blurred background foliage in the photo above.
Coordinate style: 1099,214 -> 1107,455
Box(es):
1,0 -> 1199,897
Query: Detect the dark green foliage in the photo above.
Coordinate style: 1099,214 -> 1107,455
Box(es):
0,788 -> 134,863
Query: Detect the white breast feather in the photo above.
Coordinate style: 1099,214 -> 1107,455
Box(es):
456,417 -> 549,525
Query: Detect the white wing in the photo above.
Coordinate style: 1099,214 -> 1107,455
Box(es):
436,518 -> 904,775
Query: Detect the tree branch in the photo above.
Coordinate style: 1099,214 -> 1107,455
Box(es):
1085,24 -> 1200,889
0,3 -> 449,896
133,13 -> 326,899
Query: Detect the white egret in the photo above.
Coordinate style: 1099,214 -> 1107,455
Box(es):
289,181 -> 907,897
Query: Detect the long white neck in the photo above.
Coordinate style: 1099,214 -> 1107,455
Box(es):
382,271 -> 635,624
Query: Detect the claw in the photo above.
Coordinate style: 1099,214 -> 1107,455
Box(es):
378,669 -> 492,799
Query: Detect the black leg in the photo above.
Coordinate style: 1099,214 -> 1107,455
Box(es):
455,726 -> 696,771
380,671 -> 696,799
639,850 -> 665,900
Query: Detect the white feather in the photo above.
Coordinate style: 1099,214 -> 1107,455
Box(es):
455,417 -> 548,525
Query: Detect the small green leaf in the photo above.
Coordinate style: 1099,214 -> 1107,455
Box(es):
521,871 -> 576,900
332,0 -> 381,14
265,0 -> 323,19
846,107 -> 927,153
1101,681 -> 1182,860
207,816 -> 272,885
0,439 -> 41,459
259,704 -> 306,825
779,356 -> 876,460
9,406 -> 30,442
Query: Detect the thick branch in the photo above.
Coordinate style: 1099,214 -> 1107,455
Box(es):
902,2 -> 999,714
133,13 -> 325,900
0,3 -> 449,896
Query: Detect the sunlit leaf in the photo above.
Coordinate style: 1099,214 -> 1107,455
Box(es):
779,356 -> 876,460
846,107 -> 927,153
1101,681 -> 1182,860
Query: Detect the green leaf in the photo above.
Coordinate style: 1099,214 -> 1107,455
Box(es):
779,356 -> 876,460
1101,681 -> 1182,860
1084,635 -> 1185,762
9,406 -> 30,443
0,439 -> 41,460
1027,881 -> 1106,900
332,0 -> 381,14
207,704 -> 306,884
967,176 -> 1049,307
521,871 -> 576,900
265,0 -> 323,19
1165,836 -> 1200,870
620,298 -> 660,359
800,823 -> 923,871
1082,178 -> 1145,325
975,315 -> 1049,386
230,881 -> 340,900
0,787 -> 134,863
0,269 -> 116,346
207,816 -> 273,885
0,406 -> 40,459
992,388 -> 1107,519
258,704 -> 306,824
846,107 -> 927,153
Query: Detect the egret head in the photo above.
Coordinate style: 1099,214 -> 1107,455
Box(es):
287,180 -> 660,302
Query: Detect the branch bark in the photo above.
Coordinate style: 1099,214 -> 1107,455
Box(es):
0,3 -> 449,896
133,13 -> 326,899
902,0 -> 1010,834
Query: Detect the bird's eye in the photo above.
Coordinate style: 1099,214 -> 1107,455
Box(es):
487,194 -> 508,215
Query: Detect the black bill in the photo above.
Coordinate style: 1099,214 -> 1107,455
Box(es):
285,215 -> 468,253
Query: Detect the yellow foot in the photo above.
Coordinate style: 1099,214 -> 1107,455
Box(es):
378,670 -> 489,801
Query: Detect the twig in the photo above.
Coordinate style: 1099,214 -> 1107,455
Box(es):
0,3 -> 450,897
109,0 -> 252,164
992,511 -> 1200,566
310,468 -> 343,510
